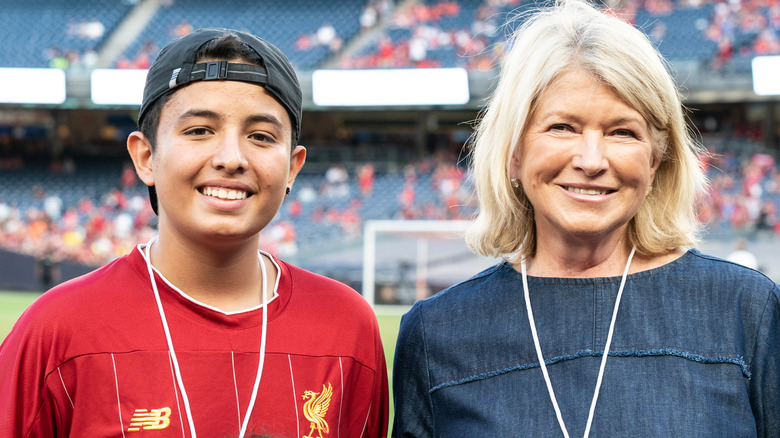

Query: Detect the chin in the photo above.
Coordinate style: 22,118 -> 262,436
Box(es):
198,221 -> 261,240
570,220 -> 630,239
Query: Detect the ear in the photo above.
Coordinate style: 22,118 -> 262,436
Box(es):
509,142 -> 522,180
648,149 -> 663,186
286,145 -> 307,189
127,131 -> 155,187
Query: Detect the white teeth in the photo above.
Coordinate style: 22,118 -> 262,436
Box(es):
567,187 -> 608,195
203,187 -> 247,200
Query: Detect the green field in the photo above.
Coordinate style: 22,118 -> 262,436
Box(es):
0,291 -> 39,340
0,290 -> 404,431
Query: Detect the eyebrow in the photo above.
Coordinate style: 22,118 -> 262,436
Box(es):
539,111 -> 646,127
246,113 -> 286,132
606,116 -> 647,127
177,108 -> 220,122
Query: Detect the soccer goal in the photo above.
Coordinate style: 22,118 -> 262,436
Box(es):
362,220 -> 500,307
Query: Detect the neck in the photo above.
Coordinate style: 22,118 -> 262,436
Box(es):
525,232 -> 632,278
523,230 -> 687,278
148,233 -> 274,311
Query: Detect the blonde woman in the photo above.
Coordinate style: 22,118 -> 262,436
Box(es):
393,1 -> 779,436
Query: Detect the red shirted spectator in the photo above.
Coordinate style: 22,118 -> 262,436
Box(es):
120,163 -> 138,189
399,183 -> 416,208
358,163 -> 375,196
288,199 -> 302,218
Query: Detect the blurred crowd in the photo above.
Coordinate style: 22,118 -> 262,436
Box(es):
699,150 -> 780,236
92,0 -> 780,73
0,163 -> 157,268
703,0 -> 780,68
260,152 -> 476,258
329,0 -> 780,70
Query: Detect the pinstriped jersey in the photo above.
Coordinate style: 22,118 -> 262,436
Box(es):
0,246 -> 389,437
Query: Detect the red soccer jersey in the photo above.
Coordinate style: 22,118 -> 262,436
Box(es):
0,246 -> 389,437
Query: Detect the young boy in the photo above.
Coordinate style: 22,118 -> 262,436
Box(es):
0,28 -> 389,437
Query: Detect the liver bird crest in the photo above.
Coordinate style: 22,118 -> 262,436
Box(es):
302,382 -> 332,438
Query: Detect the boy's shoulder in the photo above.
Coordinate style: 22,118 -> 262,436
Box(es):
40,250 -> 146,308
15,251 -> 150,337
273,260 -> 383,364
281,260 -> 361,298
2,251 -> 151,366
278,259 -> 376,318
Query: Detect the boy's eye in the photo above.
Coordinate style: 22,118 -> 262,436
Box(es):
185,127 -> 210,136
250,133 -> 275,143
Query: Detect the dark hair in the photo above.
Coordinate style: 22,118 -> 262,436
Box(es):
138,33 -> 298,149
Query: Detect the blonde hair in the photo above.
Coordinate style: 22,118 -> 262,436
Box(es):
465,0 -> 707,262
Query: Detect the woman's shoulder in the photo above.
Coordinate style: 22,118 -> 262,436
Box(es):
408,261 -> 515,316
644,248 -> 780,309
399,263 -> 511,341
412,249 -> 779,313
675,248 -> 776,285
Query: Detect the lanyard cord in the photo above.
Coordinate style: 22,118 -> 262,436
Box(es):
143,236 -> 268,438
520,247 -> 635,438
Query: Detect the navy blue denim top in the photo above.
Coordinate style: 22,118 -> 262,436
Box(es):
393,249 -> 780,437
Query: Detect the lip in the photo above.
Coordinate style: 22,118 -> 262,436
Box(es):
198,180 -> 254,194
197,180 -> 255,209
202,186 -> 249,200
559,183 -> 616,199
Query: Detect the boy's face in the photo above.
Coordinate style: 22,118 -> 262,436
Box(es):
131,80 -> 305,246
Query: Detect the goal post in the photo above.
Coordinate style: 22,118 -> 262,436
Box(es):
362,219 -> 499,307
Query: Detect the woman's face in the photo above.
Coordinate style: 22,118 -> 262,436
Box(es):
512,69 -> 660,247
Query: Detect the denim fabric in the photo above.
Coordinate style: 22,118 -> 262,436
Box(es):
393,249 -> 780,437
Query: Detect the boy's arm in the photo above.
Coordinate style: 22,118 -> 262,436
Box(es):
367,313 -> 390,437
0,309 -> 57,436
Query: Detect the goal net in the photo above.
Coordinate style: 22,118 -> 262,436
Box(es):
362,220 -> 500,307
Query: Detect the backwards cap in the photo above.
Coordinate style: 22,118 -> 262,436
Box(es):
139,27 -> 302,139
138,27 -> 302,215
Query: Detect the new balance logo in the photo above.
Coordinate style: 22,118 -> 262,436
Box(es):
128,407 -> 171,431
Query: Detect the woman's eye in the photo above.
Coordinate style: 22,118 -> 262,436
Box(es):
549,123 -> 573,132
613,128 -> 637,138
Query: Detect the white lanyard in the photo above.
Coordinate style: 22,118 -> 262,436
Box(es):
520,247 -> 635,438
143,236 -> 268,438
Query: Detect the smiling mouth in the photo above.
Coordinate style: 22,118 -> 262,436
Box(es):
200,187 -> 249,200
564,186 -> 613,195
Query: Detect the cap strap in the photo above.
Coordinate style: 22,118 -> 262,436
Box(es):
176,62 -> 269,87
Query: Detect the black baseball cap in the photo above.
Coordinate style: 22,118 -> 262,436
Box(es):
138,28 -> 302,215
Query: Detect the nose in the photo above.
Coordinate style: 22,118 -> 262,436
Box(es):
571,130 -> 608,176
212,134 -> 248,173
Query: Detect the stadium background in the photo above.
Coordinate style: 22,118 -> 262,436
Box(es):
0,0 -> 779,329
1,0 -> 779,430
